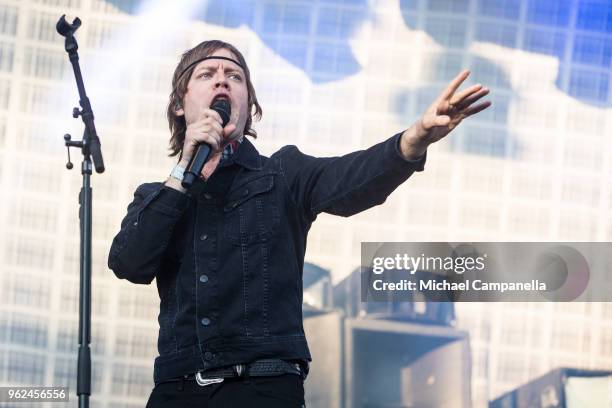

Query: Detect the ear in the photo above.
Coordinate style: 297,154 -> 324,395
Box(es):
174,102 -> 184,117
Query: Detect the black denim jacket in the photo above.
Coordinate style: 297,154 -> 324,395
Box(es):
107,133 -> 426,384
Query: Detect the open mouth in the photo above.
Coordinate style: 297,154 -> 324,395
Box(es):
212,94 -> 230,104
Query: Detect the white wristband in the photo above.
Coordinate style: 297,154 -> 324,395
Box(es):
170,164 -> 185,181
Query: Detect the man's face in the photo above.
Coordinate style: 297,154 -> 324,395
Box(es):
176,48 -> 249,140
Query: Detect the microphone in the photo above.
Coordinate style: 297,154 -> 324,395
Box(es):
181,98 -> 231,189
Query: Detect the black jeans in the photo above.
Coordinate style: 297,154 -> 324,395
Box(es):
145,374 -> 306,408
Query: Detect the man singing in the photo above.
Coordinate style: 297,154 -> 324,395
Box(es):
108,40 -> 490,407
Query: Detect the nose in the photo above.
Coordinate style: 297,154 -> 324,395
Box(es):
214,74 -> 229,89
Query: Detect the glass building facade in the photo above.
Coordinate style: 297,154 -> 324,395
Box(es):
0,0 -> 611,406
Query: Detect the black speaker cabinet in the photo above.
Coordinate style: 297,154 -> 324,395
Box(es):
304,312 -> 472,408
490,368 -> 612,408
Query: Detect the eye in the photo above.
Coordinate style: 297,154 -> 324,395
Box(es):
229,73 -> 242,81
197,72 -> 212,79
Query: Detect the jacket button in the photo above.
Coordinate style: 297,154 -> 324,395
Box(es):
204,351 -> 213,361
204,193 -> 212,200
199,274 -> 209,283
199,234 -> 208,241
201,317 -> 210,326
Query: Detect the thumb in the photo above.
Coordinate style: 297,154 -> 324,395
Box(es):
223,123 -> 237,138
434,115 -> 451,127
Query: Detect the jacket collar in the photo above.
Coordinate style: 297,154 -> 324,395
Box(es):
226,137 -> 262,170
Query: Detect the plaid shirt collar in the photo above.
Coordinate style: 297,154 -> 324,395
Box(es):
220,137 -> 242,164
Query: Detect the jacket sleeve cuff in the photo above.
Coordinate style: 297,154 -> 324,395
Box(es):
391,132 -> 427,172
147,186 -> 191,217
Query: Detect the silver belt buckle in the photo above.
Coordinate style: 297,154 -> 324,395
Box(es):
195,371 -> 224,387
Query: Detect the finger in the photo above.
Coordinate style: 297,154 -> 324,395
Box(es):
463,100 -> 492,117
189,123 -> 222,145
200,108 -> 223,124
193,121 -> 224,144
450,83 -> 484,106
455,88 -> 489,110
207,119 -> 223,136
196,129 -> 222,151
437,70 -> 470,103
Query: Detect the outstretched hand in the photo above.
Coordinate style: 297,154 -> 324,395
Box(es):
400,70 -> 491,160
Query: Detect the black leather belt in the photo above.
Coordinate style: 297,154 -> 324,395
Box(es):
157,359 -> 308,387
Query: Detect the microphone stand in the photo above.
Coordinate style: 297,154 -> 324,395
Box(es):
56,14 -> 105,408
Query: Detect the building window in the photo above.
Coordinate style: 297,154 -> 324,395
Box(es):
0,116 -> 6,149
474,22 -> 518,48
5,235 -> 55,269
458,200 -> 501,230
56,320 -> 106,356
471,56 -> 511,90
114,325 -> 157,359
59,281 -> 109,317
526,0 -> 571,27
31,0 -> 82,7
7,314 -> 48,348
563,139 -> 603,172
477,0 -> 520,20
316,5 -> 366,38
90,0 -> 139,14
576,0 -> 612,32
282,4 -> 312,36
558,209 -> 597,240
427,0 -> 469,13
523,28 -> 566,58
572,34 -> 612,68
26,11 -> 60,43
0,41 -> 15,72
602,326 -> 612,356
138,63 -> 172,94
508,204 -> 550,235
111,363 -> 151,396
131,329 -> 157,359
12,159 -> 62,193
496,351 -> 526,383
9,198 -> 59,232
422,52 -> 464,83
510,165 -> 553,200
3,276 -> 50,309
19,83 -> 66,117
7,351 -> 45,384
119,288 -> 158,320
201,0 -> 255,27
0,41 -> 14,73
56,322 -> 77,353
92,206 -> 120,241
53,356 -> 103,393
460,125 -> 509,158
569,68 -> 609,104
425,17 -> 467,49
135,99 -> 168,130
0,5 -> 18,36
0,79 -> 10,109
22,47 -> 67,79
85,19 -> 126,49
16,120 -> 60,155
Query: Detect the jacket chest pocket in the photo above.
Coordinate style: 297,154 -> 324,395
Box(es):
223,174 -> 280,245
